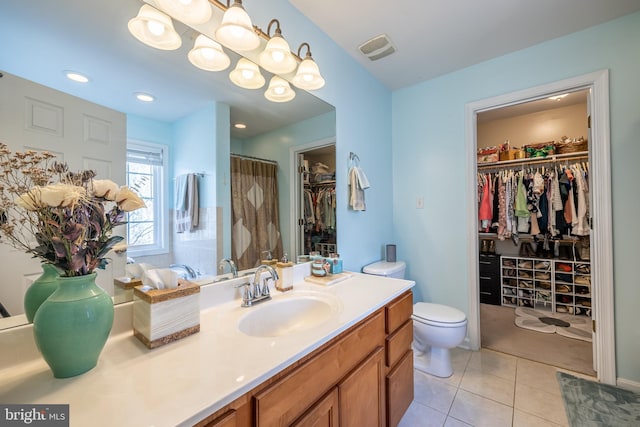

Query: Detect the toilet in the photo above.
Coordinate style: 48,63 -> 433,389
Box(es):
363,260 -> 468,378
412,302 -> 467,378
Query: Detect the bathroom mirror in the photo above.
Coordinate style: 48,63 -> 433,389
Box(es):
0,0 -> 335,329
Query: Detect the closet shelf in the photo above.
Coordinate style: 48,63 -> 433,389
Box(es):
478,232 -> 583,244
477,152 -> 588,171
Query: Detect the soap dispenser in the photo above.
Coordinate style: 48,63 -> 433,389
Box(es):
276,253 -> 294,292
261,250 -> 277,266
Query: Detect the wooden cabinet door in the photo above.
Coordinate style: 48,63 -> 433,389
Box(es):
338,347 -> 385,427
292,388 -> 339,427
201,410 -> 236,427
386,350 -> 414,427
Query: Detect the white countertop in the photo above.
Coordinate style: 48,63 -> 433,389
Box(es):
0,272 -> 414,427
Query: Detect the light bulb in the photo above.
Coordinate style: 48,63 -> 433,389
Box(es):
201,47 -> 215,60
147,20 -> 166,36
274,86 -> 285,95
241,69 -> 254,79
271,50 -> 285,63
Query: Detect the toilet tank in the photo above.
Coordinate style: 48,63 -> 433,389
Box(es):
362,261 -> 406,279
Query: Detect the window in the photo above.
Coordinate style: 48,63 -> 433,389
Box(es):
126,141 -> 168,256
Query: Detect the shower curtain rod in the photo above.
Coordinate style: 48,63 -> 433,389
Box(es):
231,153 -> 278,165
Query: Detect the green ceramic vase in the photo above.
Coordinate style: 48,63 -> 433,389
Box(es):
32,273 -> 114,378
23,263 -> 59,322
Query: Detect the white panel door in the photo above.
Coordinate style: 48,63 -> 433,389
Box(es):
0,72 -> 126,318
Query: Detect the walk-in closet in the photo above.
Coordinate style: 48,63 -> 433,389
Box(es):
301,145 -> 337,257
476,89 -> 595,376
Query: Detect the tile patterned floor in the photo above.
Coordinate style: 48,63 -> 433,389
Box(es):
398,348 -> 595,427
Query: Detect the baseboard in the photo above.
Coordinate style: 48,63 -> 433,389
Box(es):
616,377 -> 640,392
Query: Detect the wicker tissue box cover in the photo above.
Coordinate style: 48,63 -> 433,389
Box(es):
133,280 -> 200,349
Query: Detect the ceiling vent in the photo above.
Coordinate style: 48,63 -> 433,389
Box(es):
358,34 -> 396,61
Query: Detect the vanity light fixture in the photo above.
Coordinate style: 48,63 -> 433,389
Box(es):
188,34 -> 231,71
258,19 -> 297,74
135,92 -> 156,102
64,71 -> 89,83
128,4 -> 182,51
155,0 -> 212,25
292,43 -> 325,90
264,76 -> 295,103
215,0 -> 260,52
229,58 -> 265,89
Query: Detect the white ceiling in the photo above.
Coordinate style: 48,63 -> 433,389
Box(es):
290,0 -> 640,90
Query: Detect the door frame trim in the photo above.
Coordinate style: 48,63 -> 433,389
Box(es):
464,69 -> 616,384
289,138 -> 336,259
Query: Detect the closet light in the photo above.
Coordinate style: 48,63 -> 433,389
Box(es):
229,58 -> 265,89
155,0 -> 212,25
264,76 -> 295,103
215,0 -> 260,52
292,43 -> 325,90
128,5 -> 182,51
188,35 -> 231,71
259,20 -> 297,74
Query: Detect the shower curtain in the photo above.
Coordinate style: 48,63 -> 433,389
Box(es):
231,156 -> 283,270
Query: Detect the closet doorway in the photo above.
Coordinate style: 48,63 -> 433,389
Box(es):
289,139 -> 337,259
464,70 -> 616,384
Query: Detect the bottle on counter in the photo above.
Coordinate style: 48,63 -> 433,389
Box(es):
261,250 -> 277,266
276,253 -> 294,292
328,253 -> 343,274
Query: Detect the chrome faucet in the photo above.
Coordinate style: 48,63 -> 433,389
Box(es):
218,258 -> 238,278
169,264 -> 197,280
236,264 -> 279,307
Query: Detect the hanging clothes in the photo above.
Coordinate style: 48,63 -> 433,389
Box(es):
477,159 -> 590,239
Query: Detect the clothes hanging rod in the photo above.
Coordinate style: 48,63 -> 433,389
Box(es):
231,153 -> 278,165
477,152 -> 588,172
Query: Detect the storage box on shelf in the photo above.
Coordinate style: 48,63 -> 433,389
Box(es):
500,256 -> 591,316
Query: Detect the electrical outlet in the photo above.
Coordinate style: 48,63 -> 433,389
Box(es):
416,196 -> 424,209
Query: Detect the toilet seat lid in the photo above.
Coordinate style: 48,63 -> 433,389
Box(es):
413,302 -> 466,324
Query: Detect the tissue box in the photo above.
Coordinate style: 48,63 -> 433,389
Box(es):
133,280 -> 200,349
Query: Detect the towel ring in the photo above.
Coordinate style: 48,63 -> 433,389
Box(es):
349,152 -> 360,167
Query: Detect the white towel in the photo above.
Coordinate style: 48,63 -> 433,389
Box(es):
349,167 -> 366,211
176,173 -> 199,233
354,166 -> 370,189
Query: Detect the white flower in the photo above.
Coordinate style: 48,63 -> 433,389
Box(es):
40,183 -> 86,208
115,186 -> 146,212
92,179 -> 119,200
16,184 -> 85,210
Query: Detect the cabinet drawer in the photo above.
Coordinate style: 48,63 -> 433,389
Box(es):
386,319 -> 412,368
386,291 -> 413,334
254,310 -> 385,426
386,350 -> 414,427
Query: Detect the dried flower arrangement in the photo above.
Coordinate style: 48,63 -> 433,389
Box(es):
0,142 -> 145,277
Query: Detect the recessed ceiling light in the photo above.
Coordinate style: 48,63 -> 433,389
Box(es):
234,123 -> 247,129
135,92 -> 155,102
548,94 -> 568,101
64,71 -> 89,83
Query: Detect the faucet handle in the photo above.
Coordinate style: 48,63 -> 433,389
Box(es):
262,278 -> 273,297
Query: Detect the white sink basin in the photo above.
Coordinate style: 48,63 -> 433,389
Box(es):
237,292 -> 342,338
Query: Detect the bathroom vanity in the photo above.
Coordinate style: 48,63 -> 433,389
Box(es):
0,273 -> 414,427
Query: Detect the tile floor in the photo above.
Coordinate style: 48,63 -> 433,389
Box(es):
398,347 -> 594,427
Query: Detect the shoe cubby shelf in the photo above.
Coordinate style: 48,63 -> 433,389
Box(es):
501,256 -> 591,316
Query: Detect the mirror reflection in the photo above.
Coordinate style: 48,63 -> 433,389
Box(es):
0,0 -> 335,329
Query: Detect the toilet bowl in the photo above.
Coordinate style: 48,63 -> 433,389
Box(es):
412,302 -> 467,378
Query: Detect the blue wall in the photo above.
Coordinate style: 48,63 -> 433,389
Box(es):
247,0 -> 394,273
392,12 -> 640,382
